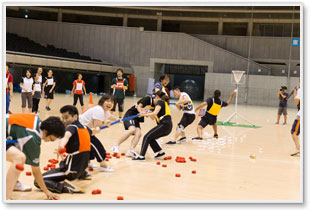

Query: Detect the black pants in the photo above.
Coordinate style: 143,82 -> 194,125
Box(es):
32,98 -> 40,113
111,98 -> 124,112
90,136 -> 106,162
140,121 -> 173,157
73,94 -> 84,106
34,165 -> 87,193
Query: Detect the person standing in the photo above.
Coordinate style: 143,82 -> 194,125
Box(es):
71,73 -> 87,112
275,86 -> 289,125
20,69 -> 34,113
32,75 -> 42,114
133,91 -> 173,161
290,87 -> 301,156
42,69 -> 56,111
152,74 -> 170,96
36,67 -> 43,85
192,90 -> 236,140
110,68 -> 128,119
6,63 -> 13,114
166,87 -> 196,144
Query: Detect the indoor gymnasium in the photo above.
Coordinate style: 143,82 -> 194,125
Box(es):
3,5 -> 302,202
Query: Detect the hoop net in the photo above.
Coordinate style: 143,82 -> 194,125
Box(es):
232,70 -> 245,84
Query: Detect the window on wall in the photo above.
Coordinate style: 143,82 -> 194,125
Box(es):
223,22 -> 248,36
256,23 -> 300,37
164,64 -> 208,75
162,20 -> 218,35
62,14 -> 123,26
127,18 -> 157,31
6,8 -> 57,21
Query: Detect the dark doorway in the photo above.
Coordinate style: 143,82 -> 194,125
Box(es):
164,64 -> 207,100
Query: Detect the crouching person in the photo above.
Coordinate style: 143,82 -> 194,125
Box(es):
6,113 -> 65,200
35,105 -> 91,194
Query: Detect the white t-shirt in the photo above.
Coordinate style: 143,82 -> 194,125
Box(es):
34,83 -> 41,92
79,105 -> 111,128
21,77 -> 34,93
296,88 -> 301,118
37,75 -> 42,84
180,92 -> 195,114
46,77 -> 55,86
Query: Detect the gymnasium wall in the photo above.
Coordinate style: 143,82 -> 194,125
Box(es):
193,34 -> 300,61
6,17 -> 268,75
193,34 -> 300,77
204,73 -> 300,108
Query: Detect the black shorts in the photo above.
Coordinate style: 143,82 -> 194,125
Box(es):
178,113 -> 195,131
199,115 -> 217,128
111,98 -> 124,112
291,119 -> 300,136
6,143 -> 15,151
123,111 -> 140,130
44,86 -> 54,99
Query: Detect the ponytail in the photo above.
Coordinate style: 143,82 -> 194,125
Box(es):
156,90 -> 170,104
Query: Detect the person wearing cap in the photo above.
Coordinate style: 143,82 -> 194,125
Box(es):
276,86 -> 289,125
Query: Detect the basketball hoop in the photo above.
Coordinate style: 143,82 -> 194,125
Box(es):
231,70 -> 245,84
224,70 -> 254,126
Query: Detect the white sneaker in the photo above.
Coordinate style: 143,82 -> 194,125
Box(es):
290,150 -> 300,156
99,166 -> 114,172
88,162 -> 98,168
111,145 -> 120,154
126,150 -> 138,157
13,180 -> 32,192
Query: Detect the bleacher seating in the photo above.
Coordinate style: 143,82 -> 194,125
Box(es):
6,33 -> 102,62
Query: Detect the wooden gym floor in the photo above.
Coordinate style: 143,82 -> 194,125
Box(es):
5,93 -> 301,201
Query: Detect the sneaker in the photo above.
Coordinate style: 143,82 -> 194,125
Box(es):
126,149 -> 138,157
154,151 -> 166,159
213,134 -> 219,139
78,171 -> 92,180
192,137 -> 203,141
290,150 -> 300,156
99,166 -> 114,172
132,155 -> 146,161
275,122 -> 279,124
283,122 -> 287,125
13,180 -> 32,192
166,140 -> 176,144
63,180 -> 85,193
111,145 -> 120,154
176,137 -> 187,143
88,162 -> 98,168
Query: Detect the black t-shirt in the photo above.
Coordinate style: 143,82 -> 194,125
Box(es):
63,121 -> 91,173
156,100 -> 172,123
204,97 -> 228,118
206,97 -> 228,111
127,95 -> 155,115
279,92 -> 289,107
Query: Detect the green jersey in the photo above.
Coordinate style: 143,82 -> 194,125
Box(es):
111,77 -> 128,99
6,114 -> 42,167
